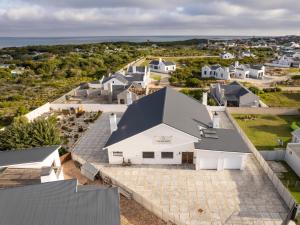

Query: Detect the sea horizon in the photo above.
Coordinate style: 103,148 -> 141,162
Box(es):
0,35 -> 267,48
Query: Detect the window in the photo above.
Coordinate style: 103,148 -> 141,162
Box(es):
142,152 -> 155,158
161,152 -> 173,159
113,151 -> 123,157
120,99 -> 125,104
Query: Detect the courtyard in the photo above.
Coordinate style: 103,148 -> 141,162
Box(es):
98,155 -> 288,225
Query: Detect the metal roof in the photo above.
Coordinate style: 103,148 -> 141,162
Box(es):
0,179 -> 120,225
105,87 -> 212,147
0,145 -> 60,167
194,128 -> 251,153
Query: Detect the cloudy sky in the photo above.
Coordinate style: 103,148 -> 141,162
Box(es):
0,0 -> 299,37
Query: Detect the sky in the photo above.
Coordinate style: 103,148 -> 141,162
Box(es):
0,0 -> 299,37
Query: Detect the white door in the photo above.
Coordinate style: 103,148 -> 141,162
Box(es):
223,157 -> 242,169
199,157 -> 218,170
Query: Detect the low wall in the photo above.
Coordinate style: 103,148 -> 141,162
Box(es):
25,102 -> 51,121
265,63 -> 290,68
50,103 -> 127,113
228,107 -> 300,115
260,150 -> 286,161
226,109 -> 297,211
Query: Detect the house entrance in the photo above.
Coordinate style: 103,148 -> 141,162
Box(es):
182,152 -> 194,164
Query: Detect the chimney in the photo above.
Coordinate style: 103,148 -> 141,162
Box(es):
159,58 -> 162,63
213,112 -> 220,128
108,82 -> 113,103
126,91 -> 133,105
132,66 -> 136,74
109,113 -> 117,133
202,92 -> 207,106
235,61 -> 239,68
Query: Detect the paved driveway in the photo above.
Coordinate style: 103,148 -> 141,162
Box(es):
98,155 -> 288,225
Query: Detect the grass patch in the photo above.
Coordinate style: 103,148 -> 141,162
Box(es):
259,91 -> 300,107
277,161 -> 300,204
151,74 -> 161,81
233,114 -> 300,150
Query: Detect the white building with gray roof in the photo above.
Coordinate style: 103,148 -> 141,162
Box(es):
201,64 -> 232,80
149,58 -> 176,73
104,87 -> 250,170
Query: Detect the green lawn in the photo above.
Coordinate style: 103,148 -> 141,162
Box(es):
277,161 -> 300,204
233,114 -> 300,150
259,91 -> 300,107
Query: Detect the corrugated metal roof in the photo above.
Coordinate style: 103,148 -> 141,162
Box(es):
0,179 -> 120,225
0,145 -> 60,167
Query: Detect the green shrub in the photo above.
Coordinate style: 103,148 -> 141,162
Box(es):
292,75 -> 300,80
291,121 -> 300,131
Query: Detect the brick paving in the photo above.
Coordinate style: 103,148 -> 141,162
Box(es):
98,155 -> 289,225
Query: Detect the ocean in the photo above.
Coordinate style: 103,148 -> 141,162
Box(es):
0,36 -> 253,48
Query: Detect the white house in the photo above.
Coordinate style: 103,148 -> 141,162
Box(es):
104,88 -> 250,170
149,58 -> 176,73
292,128 -> 300,143
220,52 -> 235,59
0,145 -> 64,187
241,51 -> 255,58
233,61 -> 265,79
201,65 -> 231,80
285,143 -> 300,177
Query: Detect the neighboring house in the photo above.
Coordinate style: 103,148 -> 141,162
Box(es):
267,55 -> 295,68
285,143 -> 300,178
220,52 -> 235,59
241,50 -> 255,58
0,179 -> 120,225
104,87 -> 250,170
0,146 -> 64,187
117,83 -> 145,104
149,58 -> 176,73
210,81 -> 260,107
0,64 -> 10,69
233,62 -> 265,79
201,64 -> 231,80
292,128 -> 300,143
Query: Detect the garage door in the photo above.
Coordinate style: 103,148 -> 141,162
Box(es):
223,157 -> 242,169
199,157 -> 218,170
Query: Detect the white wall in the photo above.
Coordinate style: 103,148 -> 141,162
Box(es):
106,123 -> 198,164
50,103 -> 127,113
103,77 -> 127,91
194,149 -> 248,170
25,103 -> 51,121
285,144 -> 300,178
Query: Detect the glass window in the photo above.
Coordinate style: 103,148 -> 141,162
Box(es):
161,152 -> 173,159
142,152 -> 155,158
113,151 -> 123,157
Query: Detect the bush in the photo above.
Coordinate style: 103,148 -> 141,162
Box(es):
291,121 -> 300,131
0,116 -> 61,151
249,86 -> 264,95
262,87 -> 282,93
292,75 -> 300,80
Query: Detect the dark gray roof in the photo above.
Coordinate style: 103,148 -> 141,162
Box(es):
149,60 -> 175,66
250,64 -> 264,70
125,74 -> 144,82
194,128 -> 251,153
105,87 -> 212,147
0,145 -> 60,167
0,179 -> 120,225
221,82 -> 254,100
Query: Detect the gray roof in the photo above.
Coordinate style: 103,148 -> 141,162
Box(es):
292,128 -> 300,138
102,73 -> 129,85
194,128 -> 251,153
105,87 -> 212,147
250,64 -> 264,70
128,66 -> 146,74
0,145 -> 60,167
220,81 -> 255,101
125,73 -> 144,82
149,60 -> 175,66
0,179 -> 120,225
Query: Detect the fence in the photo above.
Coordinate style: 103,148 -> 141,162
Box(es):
228,107 -> 300,115
260,150 -> 286,161
226,109 -> 297,211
